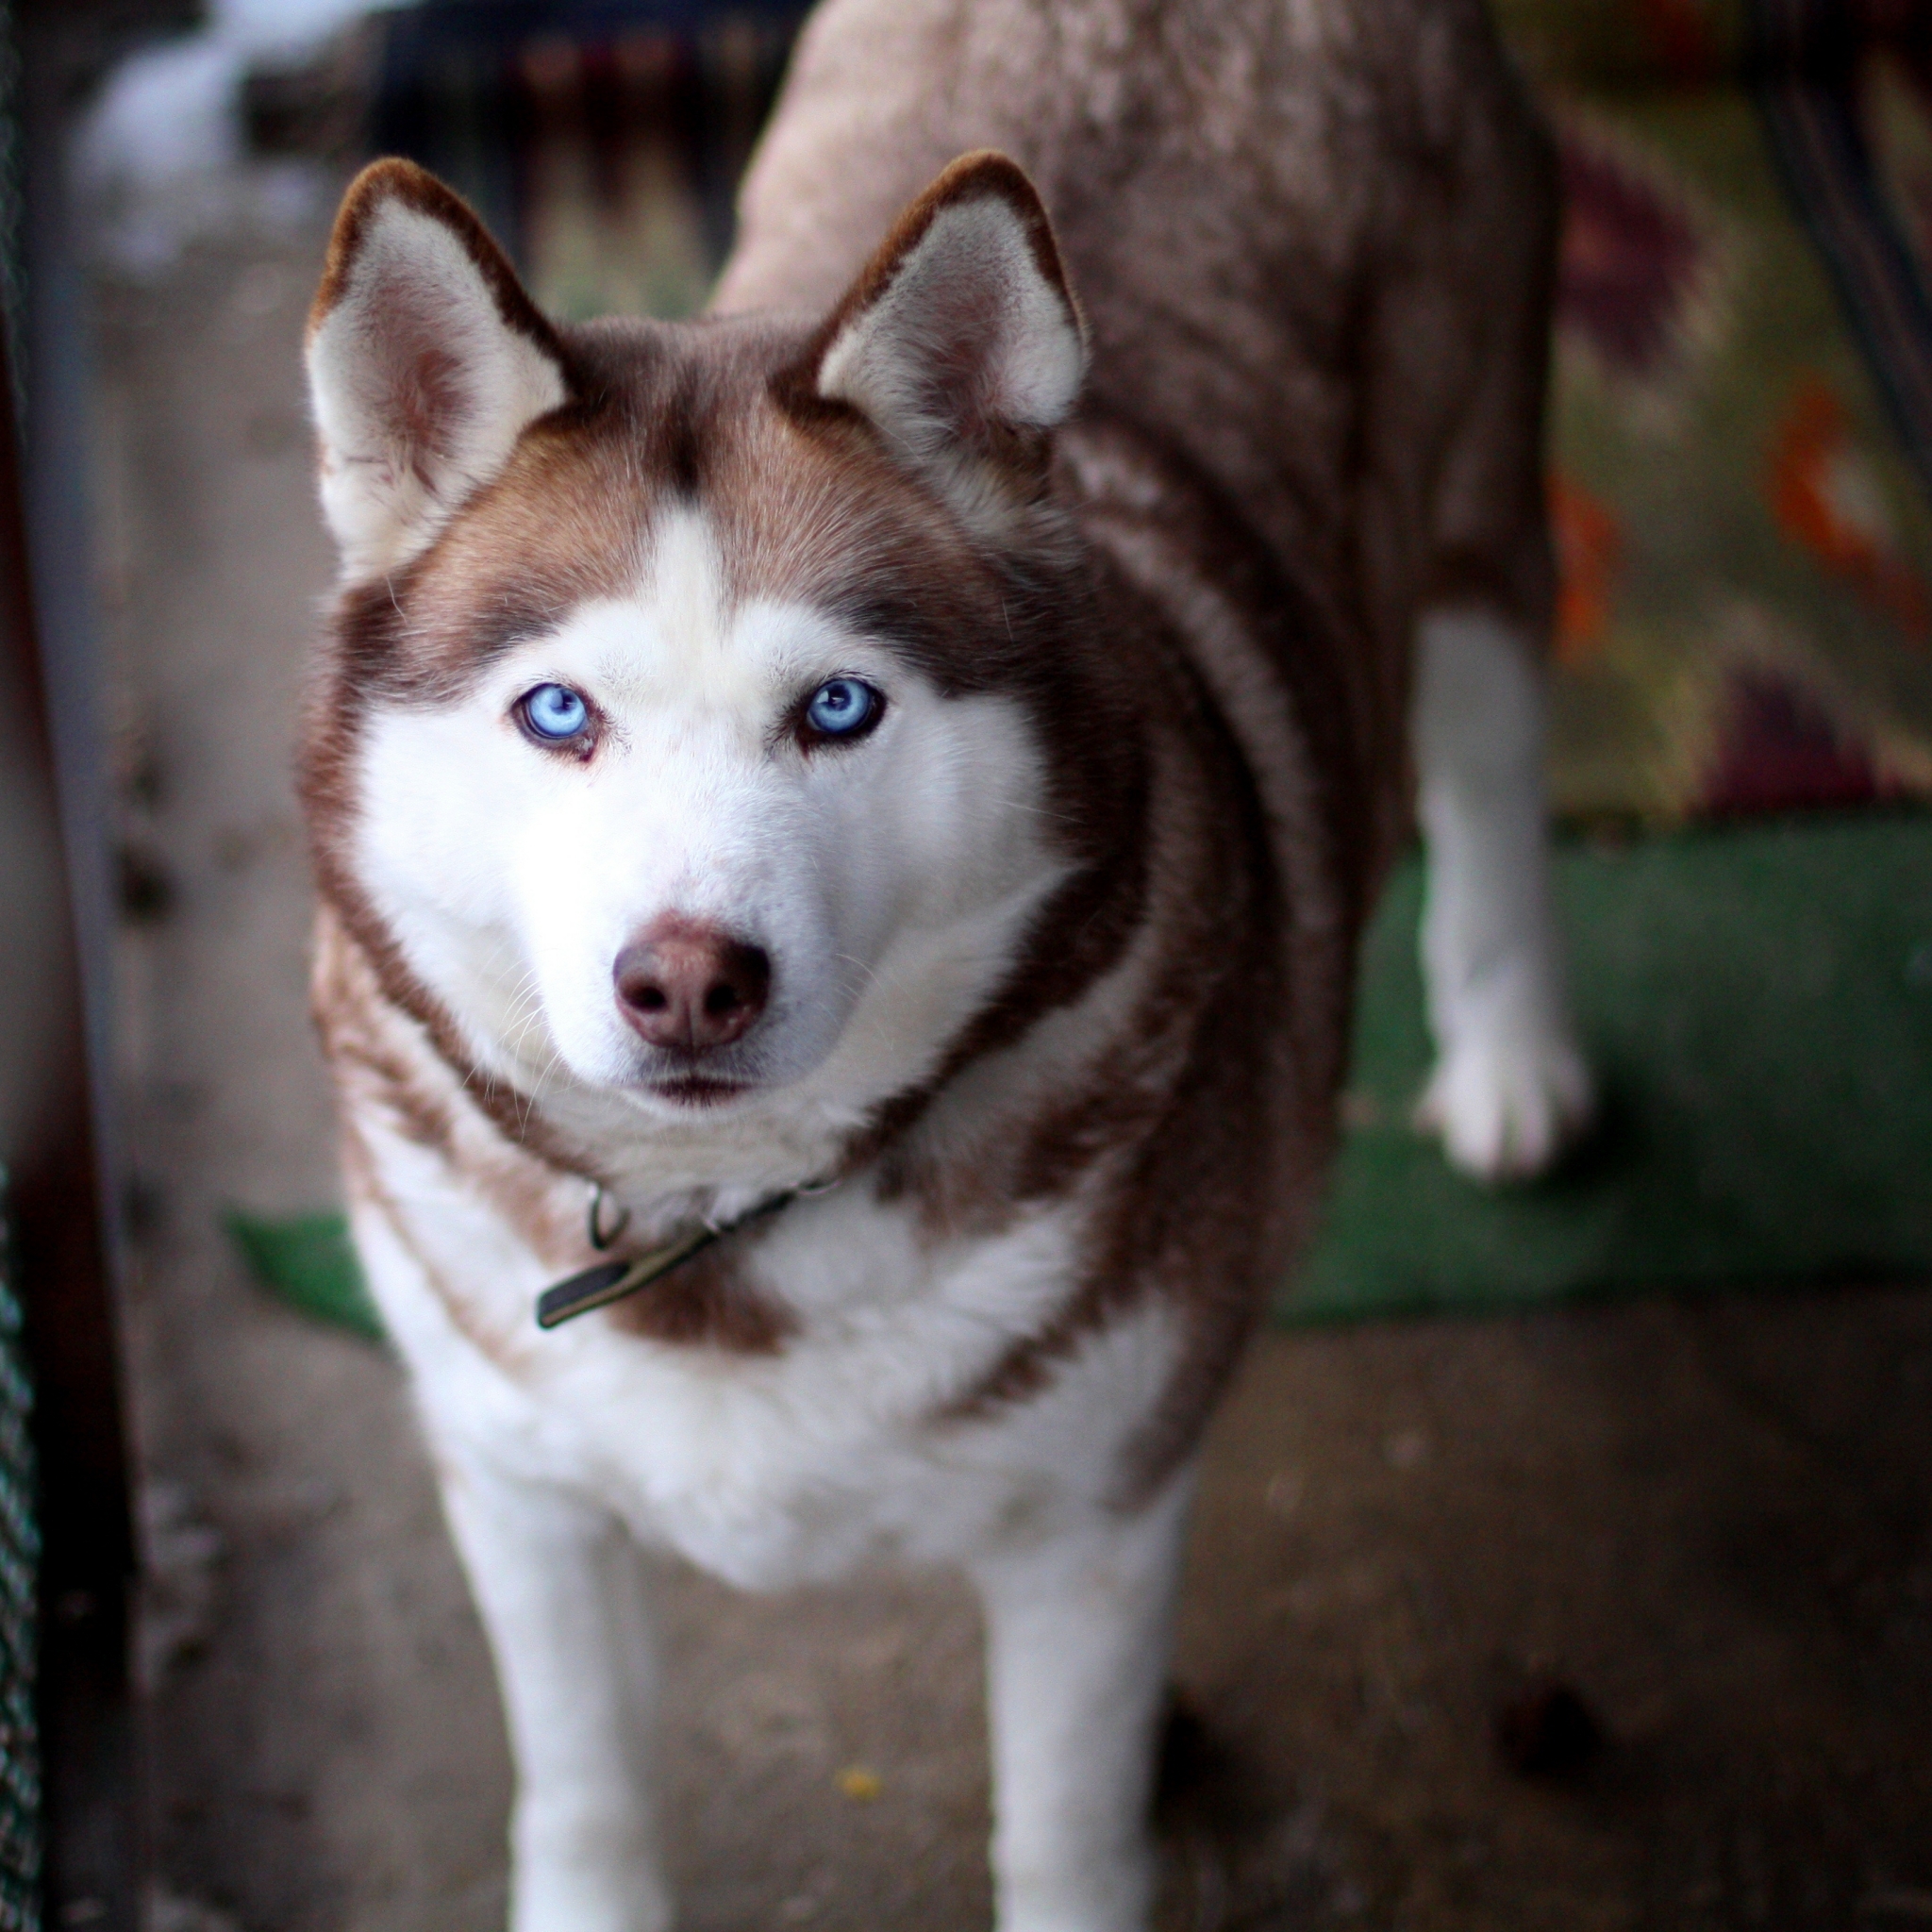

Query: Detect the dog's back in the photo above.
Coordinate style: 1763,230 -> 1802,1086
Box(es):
708,0 -> 1563,1431
722,0 -> 1558,878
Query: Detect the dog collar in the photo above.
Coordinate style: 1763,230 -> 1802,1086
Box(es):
535,1179 -> 833,1330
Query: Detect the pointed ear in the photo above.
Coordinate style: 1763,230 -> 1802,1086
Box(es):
306,159 -> 571,579
804,152 -> 1086,505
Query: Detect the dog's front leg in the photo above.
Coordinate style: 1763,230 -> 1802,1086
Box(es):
436,1446 -> 671,1932
970,1475 -> 1192,1932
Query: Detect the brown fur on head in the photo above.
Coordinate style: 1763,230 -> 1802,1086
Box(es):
306,148 -> 1086,584
783,150 -> 1087,507
301,149 -> 1157,1193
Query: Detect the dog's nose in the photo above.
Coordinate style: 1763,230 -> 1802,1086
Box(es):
613,918 -> 771,1052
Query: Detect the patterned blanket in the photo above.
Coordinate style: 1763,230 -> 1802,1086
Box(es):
1498,0 -> 1932,822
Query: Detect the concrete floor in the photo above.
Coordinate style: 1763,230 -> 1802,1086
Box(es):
94,216 -> 1932,1932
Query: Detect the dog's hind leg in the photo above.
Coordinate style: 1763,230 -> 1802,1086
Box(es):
970,1474 -> 1193,1932
436,1449 -> 671,1932
1398,63 -> 1592,1182
1411,606 -> 1592,1180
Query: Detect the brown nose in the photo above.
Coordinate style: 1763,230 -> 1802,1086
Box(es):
613,918 -> 771,1052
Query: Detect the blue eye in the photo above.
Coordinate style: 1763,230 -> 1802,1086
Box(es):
804,677 -> 881,741
520,683 -> 590,743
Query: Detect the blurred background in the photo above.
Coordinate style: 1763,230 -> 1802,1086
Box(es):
0,0 -> 1928,1926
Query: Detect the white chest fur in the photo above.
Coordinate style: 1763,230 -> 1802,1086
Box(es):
349,1101 -> 1180,1593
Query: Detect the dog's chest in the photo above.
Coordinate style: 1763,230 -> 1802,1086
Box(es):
354,1113 -> 1175,1590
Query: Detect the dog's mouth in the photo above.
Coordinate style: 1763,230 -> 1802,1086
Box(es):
644,1073 -> 755,1108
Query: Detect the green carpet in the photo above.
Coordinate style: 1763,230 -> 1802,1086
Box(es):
1284,811 -> 1932,1324
224,1208 -> 382,1342
226,814 -> 1932,1341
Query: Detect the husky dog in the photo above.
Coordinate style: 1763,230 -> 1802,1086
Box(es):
301,1 -> 1591,1924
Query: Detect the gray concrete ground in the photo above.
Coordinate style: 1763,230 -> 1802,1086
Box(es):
95,215 -> 1932,1932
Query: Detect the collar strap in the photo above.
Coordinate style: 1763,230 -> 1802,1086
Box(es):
535,1181 -> 828,1330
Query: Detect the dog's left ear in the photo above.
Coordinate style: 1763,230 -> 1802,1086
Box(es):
306,158 -> 572,580
803,152 -> 1086,504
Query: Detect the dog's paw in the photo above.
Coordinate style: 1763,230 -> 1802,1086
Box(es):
1414,1025 -> 1593,1183
510,1861 -> 671,1932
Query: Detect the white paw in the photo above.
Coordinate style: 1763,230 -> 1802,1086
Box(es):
1415,1025 -> 1594,1183
510,1853 -> 671,1932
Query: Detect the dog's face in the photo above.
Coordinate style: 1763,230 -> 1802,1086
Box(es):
343,493 -> 1067,1114
303,157 -> 1119,1124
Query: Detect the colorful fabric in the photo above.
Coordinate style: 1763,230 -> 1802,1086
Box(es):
1496,0 -> 1932,821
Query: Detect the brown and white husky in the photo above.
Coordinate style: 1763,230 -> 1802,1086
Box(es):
300,2 -> 1591,1924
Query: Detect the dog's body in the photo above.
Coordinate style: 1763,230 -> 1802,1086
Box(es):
301,4 -> 1590,1926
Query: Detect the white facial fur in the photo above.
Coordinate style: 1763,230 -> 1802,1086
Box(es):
353,509 -> 1069,1125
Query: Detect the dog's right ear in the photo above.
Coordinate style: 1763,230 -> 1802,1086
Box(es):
306,159 -> 570,580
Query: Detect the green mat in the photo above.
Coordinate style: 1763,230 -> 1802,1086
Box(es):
1287,811 -> 1932,1323
227,814 -> 1932,1341
223,1208 -> 382,1342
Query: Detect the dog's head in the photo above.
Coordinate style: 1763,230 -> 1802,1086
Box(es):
303,154 -> 1138,1129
